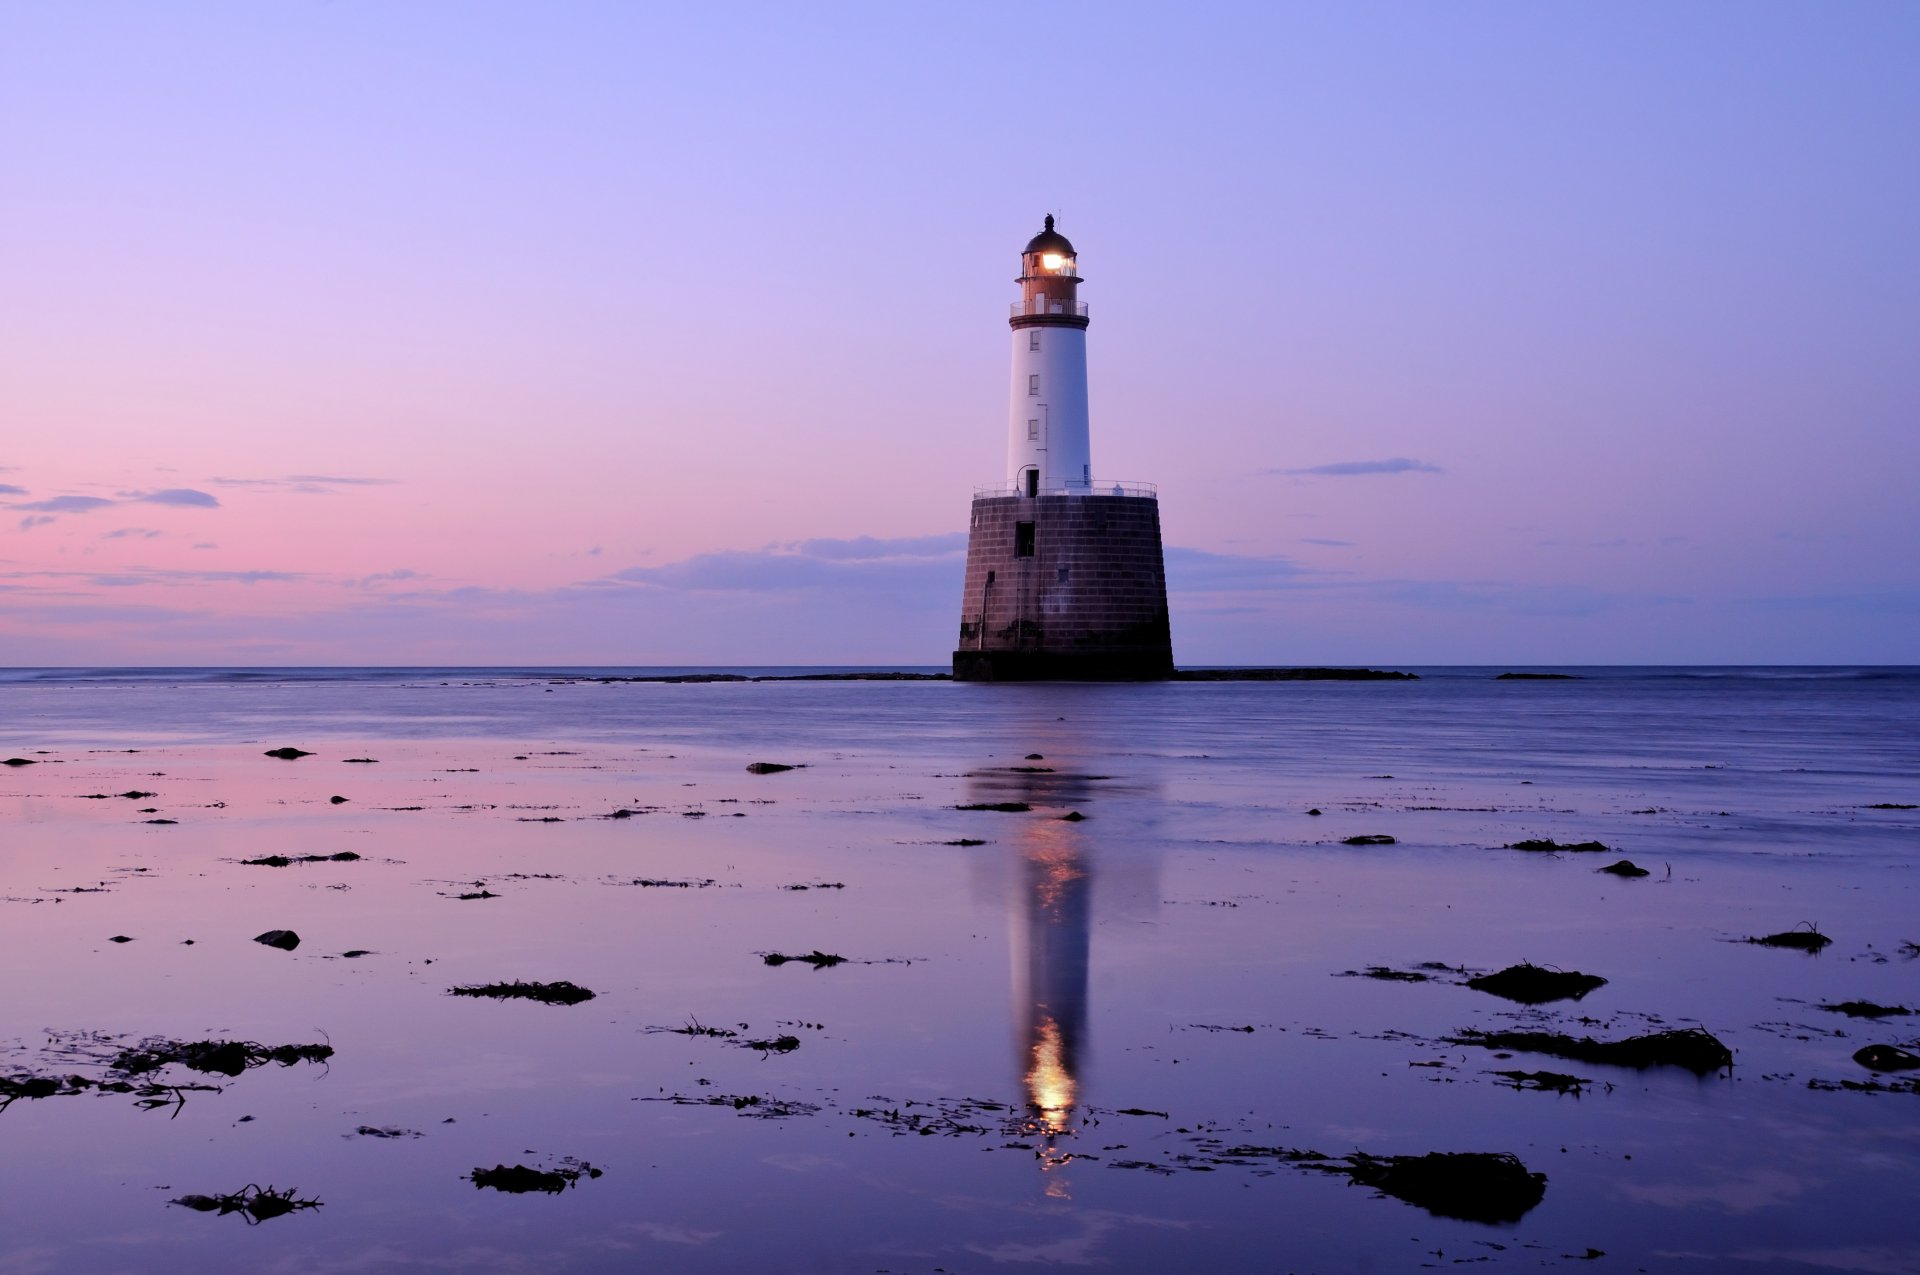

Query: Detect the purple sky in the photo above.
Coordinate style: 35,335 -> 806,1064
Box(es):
2,3 -> 1916,665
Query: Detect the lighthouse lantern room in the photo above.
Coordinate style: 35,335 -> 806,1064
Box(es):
953,217 -> 1174,681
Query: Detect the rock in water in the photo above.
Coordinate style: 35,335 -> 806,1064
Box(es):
254,929 -> 301,951
263,747 -> 314,760
1854,1044 -> 1920,1072
1466,963 -> 1608,1005
1340,1152 -> 1547,1224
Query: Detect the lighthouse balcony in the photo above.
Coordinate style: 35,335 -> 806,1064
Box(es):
1010,299 -> 1090,318
974,479 -> 1157,499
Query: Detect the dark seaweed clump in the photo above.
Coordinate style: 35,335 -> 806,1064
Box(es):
1819,1001 -> 1913,1019
1342,834 -> 1396,846
262,747 -> 313,760
1491,1070 -> 1590,1094
1465,963 -> 1608,1005
1450,1027 -> 1731,1075
449,980 -> 596,1006
1338,1151 -> 1547,1224
745,762 -> 797,774
173,1184 -> 321,1223
112,1038 -> 334,1077
469,1160 -> 602,1193
955,802 -> 1030,813
239,852 -> 361,867
1508,838 -> 1612,853
1745,926 -> 1831,952
1341,966 -> 1433,982
1598,859 -> 1651,878
762,950 -> 846,969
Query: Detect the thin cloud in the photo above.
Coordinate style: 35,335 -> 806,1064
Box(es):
13,495 -> 115,513
286,474 -> 396,486
102,528 -> 163,540
1273,458 -> 1443,476
212,474 -> 396,494
0,484 -> 25,496
1165,546 -> 1307,592
1301,537 -> 1355,547
791,533 -> 968,560
126,488 -> 220,508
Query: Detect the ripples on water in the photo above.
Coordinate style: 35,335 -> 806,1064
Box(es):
0,668 -> 1916,1272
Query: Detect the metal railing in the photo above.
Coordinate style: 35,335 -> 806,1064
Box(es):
973,479 -> 1157,499
1009,299 -> 1090,318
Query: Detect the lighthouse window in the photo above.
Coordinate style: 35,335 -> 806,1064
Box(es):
1029,331 -> 1041,351
1015,522 -> 1035,557
1027,419 -> 1039,440
1028,374 -> 1039,396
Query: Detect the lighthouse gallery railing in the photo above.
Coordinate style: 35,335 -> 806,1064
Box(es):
973,480 -> 1157,499
1009,300 -> 1090,318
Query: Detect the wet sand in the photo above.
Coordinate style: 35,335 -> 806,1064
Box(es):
2,674 -> 1918,1272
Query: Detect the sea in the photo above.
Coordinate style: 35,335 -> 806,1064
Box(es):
1,666 -> 1916,1272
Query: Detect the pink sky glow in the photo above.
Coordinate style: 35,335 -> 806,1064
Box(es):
3,4 -> 1916,665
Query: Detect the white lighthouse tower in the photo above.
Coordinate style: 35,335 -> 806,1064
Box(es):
953,216 -> 1173,681
1006,215 -> 1092,496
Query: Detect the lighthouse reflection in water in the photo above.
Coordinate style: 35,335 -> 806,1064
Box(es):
1015,812 -> 1090,1153
968,754 -> 1131,1198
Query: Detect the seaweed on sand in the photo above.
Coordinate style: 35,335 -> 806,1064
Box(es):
1598,859 -> 1651,877
955,802 -> 1030,813
745,762 -> 798,774
449,980 -> 596,1006
1465,963 -> 1608,1005
1335,1152 -> 1547,1224
172,1184 -> 322,1223
1342,834 -> 1396,845
1448,1027 -> 1732,1075
262,748 -> 313,760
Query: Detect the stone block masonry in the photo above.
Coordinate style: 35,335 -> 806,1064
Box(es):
952,493 -> 1173,681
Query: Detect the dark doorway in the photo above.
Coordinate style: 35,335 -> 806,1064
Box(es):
1024,469 -> 1039,498
1015,522 -> 1035,557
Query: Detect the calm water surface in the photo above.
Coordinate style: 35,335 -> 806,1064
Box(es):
1,668 -> 1917,1273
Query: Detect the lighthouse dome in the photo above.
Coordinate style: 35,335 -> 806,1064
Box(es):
1023,214 -> 1075,256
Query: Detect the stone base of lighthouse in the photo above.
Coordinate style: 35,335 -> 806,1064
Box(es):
952,493 -> 1174,681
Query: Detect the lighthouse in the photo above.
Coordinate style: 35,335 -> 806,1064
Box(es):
952,217 -> 1174,681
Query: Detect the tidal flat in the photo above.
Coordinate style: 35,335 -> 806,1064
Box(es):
2,668 -> 1917,1272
